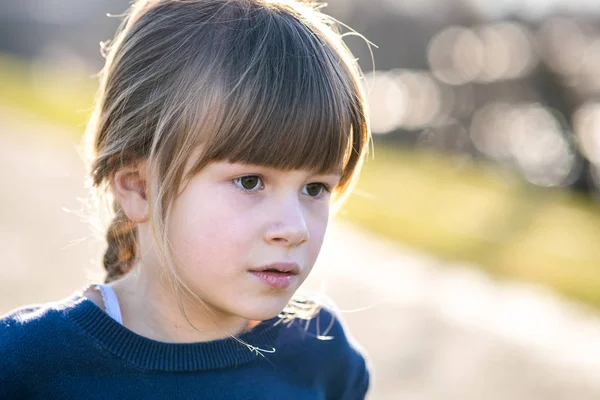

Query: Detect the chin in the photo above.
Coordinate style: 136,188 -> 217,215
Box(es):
236,296 -> 291,321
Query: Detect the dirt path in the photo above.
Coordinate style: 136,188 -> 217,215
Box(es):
2,106 -> 600,399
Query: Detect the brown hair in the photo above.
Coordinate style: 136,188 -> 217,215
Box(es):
84,0 -> 371,319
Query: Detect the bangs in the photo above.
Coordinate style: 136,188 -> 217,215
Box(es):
186,3 -> 359,177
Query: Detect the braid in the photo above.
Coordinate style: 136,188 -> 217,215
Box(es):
103,200 -> 138,283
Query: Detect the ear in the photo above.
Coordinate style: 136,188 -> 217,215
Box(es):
111,163 -> 149,223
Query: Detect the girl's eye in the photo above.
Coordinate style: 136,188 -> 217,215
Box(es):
302,183 -> 328,198
233,175 -> 264,192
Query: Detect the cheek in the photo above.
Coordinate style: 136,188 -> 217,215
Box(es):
168,187 -> 255,269
306,206 -> 330,257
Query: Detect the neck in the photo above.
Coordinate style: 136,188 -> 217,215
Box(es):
110,266 -> 256,343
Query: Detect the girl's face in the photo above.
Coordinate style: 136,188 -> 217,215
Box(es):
166,161 -> 341,321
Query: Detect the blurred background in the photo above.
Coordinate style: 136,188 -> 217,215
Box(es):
3,0 -> 600,399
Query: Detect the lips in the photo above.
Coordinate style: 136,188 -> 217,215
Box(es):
249,262 -> 300,275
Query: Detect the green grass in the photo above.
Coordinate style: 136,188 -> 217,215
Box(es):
342,148 -> 600,308
3,53 -> 600,310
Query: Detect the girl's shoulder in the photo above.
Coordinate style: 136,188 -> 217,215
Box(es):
0,293 -> 82,329
0,294 -> 86,367
0,300 -> 62,339
298,305 -> 367,363
0,296 -> 81,396
279,293 -> 366,353
274,295 -> 371,399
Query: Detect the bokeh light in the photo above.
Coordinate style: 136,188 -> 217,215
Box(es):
475,22 -> 537,82
428,26 -> 484,85
364,71 -> 407,134
508,104 -> 575,186
573,102 -> 600,163
537,17 -> 588,77
471,102 -> 575,186
428,22 -> 537,86
470,102 -> 515,161
366,69 -> 452,133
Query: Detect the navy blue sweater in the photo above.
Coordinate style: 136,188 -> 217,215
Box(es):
0,293 -> 370,399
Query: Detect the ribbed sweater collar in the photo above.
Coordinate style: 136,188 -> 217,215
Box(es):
60,293 -> 284,372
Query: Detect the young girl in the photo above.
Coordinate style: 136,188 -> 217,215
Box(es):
0,0 -> 372,398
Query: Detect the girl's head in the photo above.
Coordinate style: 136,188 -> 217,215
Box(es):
85,0 -> 370,322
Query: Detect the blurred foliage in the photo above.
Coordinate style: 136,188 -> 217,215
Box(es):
2,53 -> 600,311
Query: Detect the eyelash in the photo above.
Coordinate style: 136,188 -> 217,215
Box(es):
232,175 -> 331,198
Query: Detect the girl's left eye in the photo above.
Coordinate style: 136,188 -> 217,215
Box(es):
302,183 -> 329,198
233,175 -> 264,192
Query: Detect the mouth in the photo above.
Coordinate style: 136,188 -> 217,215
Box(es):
249,262 -> 300,289
249,262 -> 300,276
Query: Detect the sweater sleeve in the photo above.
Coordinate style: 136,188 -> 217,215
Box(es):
0,306 -> 41,399
352,355 -> 371,399
309,306 -> 372,400
336,339 -> 371,400
0,351 -> 28,400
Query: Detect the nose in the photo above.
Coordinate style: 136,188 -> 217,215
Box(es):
264,195 -> 309,247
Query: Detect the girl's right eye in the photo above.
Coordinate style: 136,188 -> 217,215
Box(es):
233,175 -> 264,192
